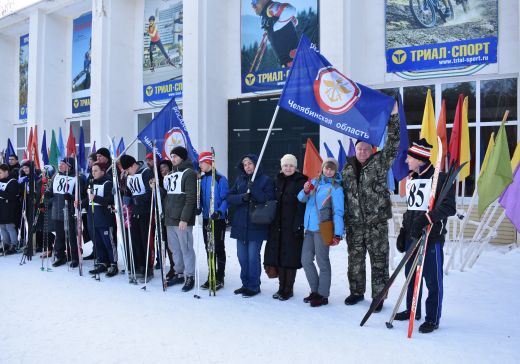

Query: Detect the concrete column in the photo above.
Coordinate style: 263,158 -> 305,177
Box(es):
0,34 -> 17,146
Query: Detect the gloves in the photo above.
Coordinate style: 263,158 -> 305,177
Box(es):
330,235 -> 341,246
63,193 -> 72,202
303,182 -> 315,195
261,15 -> 279,30
242,192 -> 251,202
18,176 -> 28,184
210,211 -> 221,220
247,180 -> 254,191
410,214 -> 430,239
195,208 -> 202,216
396,228 -> 405,253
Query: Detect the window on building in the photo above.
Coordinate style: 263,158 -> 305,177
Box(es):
481,78 -> 517,123
16,126 -> 27,160
137,113 -> 154,161
69,119 -> 91,170
403,85 -> 435,126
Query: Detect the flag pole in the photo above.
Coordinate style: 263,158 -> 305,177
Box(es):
251,105 -> 280,182
105,137 -> 139,173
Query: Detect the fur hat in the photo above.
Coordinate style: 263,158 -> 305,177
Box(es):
407,138 -> 432,163
280,154 -> 297,167
120,155 -> 137,170
170,146 -> 188,161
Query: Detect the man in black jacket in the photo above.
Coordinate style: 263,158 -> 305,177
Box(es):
394,138 -> 456,334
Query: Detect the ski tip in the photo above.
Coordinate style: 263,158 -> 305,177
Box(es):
385,322 -> 393,329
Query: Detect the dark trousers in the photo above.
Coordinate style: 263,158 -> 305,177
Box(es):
202,218 -> 226,282
130,213 -> 153,272
90,225 -> 116,266
404,240 -> 444,325
54,217 -> 78,261
278,267 -> 297,295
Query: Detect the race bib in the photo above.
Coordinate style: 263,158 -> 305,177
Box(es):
406,178 -> 432,211
163,171 -> 186,194
91,183 -> 106,198
127,173 -> 146,196
53,175 -> 76,195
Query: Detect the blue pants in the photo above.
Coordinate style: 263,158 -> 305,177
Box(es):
91,226 -> 116,266
404,240 -> 444,325
236,240 -> 263,292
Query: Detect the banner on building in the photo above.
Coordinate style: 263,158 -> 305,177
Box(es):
385,0 -> 498,73
19,34 -> 29,120
143,0 -> 183,103
241,0 -> 319,93
71,12 -> 92,114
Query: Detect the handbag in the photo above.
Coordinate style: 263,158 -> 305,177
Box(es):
314,188 -> 334,245
249,200 -> 278,224
264,265 -> 279,279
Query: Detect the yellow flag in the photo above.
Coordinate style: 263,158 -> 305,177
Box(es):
459,96 -> 471,180
479,132 -> 494,178
419,89 -> 438,165
511,142 -> 520,172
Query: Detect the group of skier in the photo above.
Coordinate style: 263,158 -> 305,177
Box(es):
1,101 -> 457,334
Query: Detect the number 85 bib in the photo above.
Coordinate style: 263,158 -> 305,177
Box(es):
406,178 -> 432,211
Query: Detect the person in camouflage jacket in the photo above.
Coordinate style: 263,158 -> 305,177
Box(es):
341,102 -> 399,312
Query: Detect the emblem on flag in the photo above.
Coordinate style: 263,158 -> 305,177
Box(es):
162,127 -> 187,159
313,67 -> 361,115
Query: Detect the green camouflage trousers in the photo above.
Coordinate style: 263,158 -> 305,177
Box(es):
346,223 -> 389,299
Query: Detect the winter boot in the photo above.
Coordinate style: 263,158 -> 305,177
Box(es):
167,273 -> 184,286
242,288 -> 260,298
310,294 -> 328,307
105,264 -> 119,278
234,287 -> 246,295
215,280 -> 224,291
419,321 -> 439,334
344,294 -> 364,305
373,300 -> 384,313
69,261 -> 79,268
201,280 -> 210,289
303,292 -> 319,303
181,276 -> 195,292
272,290 -> 282,299
89,264 -> 107,275
52,256 -> 67,267
166,267 -> 176,280
394,310 -> 421,321
278,291 -> 293,301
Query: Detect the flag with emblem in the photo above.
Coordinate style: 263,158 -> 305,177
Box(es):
278,35 -> 394,146
137,97 -> 198,165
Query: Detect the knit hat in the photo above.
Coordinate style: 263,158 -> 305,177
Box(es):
120,155 -> 137,170
145,152 -> 154,160
96,147 -> 111,160
61,157 -> 75,169
280,154 -> 297,167
198,151 -> 213,166
20,159 -> 31,168
322,157 -> 339,171
170,146 -> 188,161
407,138 -> 432,163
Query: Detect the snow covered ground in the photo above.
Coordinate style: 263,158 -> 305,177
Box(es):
1,234 -> 519,364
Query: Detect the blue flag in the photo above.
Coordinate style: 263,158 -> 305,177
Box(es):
392,93 -> 409,181
41,131 -> 49,165
337,140 -> 347,171
323,142 -> 334,158
78,127 -> 86,172
279,35 -> 394,146
58,128 -> 65,160
137,97 -> 198,165
117,137 -> 125,157
5,138 -> 16,163
348,139 -> 356,157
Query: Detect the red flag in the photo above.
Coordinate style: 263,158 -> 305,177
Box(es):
32,125 -> 41,170
437,100 -> 447,171
448,94 -> 464,166
66,125 -> 76,157
303,138 -> 323,180
26,127 -> 34,160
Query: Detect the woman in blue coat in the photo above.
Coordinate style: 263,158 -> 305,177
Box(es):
298,158 -> 344,307
227,154 -> 275,297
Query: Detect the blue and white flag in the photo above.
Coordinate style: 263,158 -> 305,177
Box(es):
137,97 -> 198,165
279,35 -> 394,146
58,128 -> 65,160
337,140 -> 347,171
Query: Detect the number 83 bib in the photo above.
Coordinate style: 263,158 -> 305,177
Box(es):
406,178 -> 432,211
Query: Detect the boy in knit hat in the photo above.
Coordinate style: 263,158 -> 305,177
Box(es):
120,154 -> 154,283
198,151 -> 229,290
393,138 -> 456,334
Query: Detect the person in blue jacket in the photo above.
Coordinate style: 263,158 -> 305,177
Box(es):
298,158 -> 344,307
227,154 -> 275,297
198,151 -> 229,290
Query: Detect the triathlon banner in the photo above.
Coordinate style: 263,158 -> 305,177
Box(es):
385,0 -> 498,73
143,0 -> 183,103
71,12 -> 92,114
19,34 -> 28,120
240,0 -> 319,93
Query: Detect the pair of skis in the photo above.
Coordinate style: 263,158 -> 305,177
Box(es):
360,137 -> 465,338
206,147 -> 217,296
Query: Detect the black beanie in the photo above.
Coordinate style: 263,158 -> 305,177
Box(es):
120,155 -> 137,170
96,147 -> 111,160
170,146 -> 188,161
61,157 -> 75,170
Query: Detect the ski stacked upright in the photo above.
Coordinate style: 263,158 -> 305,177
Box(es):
207,147 -> 217,296
74,154 -> 84,276
151,142 -> 167,291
